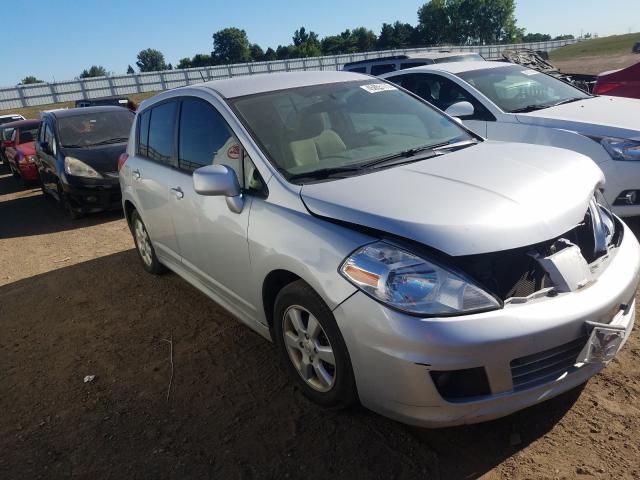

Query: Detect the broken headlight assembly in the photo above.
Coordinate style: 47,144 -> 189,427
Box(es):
339,241 -> 501,316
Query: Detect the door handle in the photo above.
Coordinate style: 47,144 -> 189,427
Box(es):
132,169 -> 141,180
171,187 -> 184,199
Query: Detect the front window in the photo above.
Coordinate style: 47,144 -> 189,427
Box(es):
230,80 -> 474,183
57,110 -> 134,148
457,64 -> 590,113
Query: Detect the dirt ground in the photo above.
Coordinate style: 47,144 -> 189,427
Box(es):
554,53 -> 640,76
1,163 -> 640,480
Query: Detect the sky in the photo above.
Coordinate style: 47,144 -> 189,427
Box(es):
1,0 -> 638,87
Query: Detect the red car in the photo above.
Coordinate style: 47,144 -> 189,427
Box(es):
593,61 -> 640,99
2,119 -> 40,183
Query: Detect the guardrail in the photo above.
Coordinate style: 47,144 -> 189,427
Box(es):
0,39 -> 578,111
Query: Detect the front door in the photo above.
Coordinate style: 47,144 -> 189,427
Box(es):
168,96 -> 261,319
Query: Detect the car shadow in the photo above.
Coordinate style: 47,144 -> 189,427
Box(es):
0,170 -> 123,239
0,250 -> 586,479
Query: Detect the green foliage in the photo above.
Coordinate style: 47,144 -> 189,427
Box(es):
212,27 -> 252,64
20,76 -> 43,85
378,22 -> 416,49
79,65 -> 108,78
417,0 -> 520,45
554,34 -> 575,40
522,32 -> 552,42
136,48 -> 167,72
550,32 -> 640,61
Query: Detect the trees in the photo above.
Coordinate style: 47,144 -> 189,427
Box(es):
126,65 -> 135,74
291,27 -> 322,57
522,32 -> 552,42
212,27 -> 252,64
20,76 -> 43,85
377,22 -> 415,50
79,65 -> 108,78
416,0 -> 519,46
136,48 -> 167,72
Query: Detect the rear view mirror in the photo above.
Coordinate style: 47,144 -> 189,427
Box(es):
445,101 -> 475,119
193,164 -> 244,213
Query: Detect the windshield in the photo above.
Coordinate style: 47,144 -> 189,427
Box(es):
17,127 -> 38,144
230,80 -> 473,182
457,64 -> 590,113
57,110 -> 134,147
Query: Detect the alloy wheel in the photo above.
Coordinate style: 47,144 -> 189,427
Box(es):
134,218 -> 153,267
282,305 -> 336,392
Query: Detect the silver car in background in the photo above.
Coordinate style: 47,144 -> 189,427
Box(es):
119,71 -> 640,427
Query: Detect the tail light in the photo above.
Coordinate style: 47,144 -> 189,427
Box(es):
594,81 -> 621,95
117,153 -> 129,172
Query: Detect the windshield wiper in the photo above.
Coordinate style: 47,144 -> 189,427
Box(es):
90,137 -> 129,146
509,104 -> 552,113
288,166 -> 363,183
549,97 -> 588,107
510,97 -> 588,113
360,139 -> 477,169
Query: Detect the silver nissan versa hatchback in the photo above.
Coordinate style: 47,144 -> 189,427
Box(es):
119,71 -> 640,427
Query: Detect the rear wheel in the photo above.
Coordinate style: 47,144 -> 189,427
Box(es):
131,209 -> 165,275
274,280 -> 357,408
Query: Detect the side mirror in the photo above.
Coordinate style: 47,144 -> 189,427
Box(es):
445,101 -> 474,119
41,141 -> 52,154
193,164 -> 244,213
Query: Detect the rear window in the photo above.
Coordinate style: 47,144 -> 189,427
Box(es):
400,62 -> 428,69
370,64 -> 396,76
146,101 -> 177,165
434,53 -> 484,64
0,116 -> 22,126
347,66 -> 367,73
57,110 -> 134,148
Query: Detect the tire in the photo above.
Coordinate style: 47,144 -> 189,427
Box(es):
131,209 -> 165,275
273,280 -> 357,409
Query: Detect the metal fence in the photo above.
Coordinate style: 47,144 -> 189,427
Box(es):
0,39 -> 578,111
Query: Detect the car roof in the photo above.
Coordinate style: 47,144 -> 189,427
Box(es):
0,119 -> 39,129
392,60 -> 512,75
190,71 -> 369,99
344,51 -> 481,67
45,105 -> 131,119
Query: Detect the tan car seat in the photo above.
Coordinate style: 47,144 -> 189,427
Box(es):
289,112 -> 346,167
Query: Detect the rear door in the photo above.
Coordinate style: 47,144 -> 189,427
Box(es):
167,96 -> 264,319
128,100 -> 181,264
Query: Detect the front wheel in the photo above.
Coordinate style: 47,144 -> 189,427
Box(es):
131,210 -> 165,275
274,280 -> 357,408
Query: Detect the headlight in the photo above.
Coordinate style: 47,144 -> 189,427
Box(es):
339,241 -> 500,316
27,155 -> 36,163
64,156 -> 102,178
600,137 -> 640,161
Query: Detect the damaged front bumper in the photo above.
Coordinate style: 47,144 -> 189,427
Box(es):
334,220 -> 640,427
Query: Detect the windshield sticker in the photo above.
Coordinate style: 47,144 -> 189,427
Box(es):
521,70 -> 540,76
360,83 -> 397,93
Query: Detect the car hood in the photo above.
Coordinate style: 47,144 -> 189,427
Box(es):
60,143 -> 127,174
17,141 -> 36,155
300,141 -> 603,256
516,96 -> 640,138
